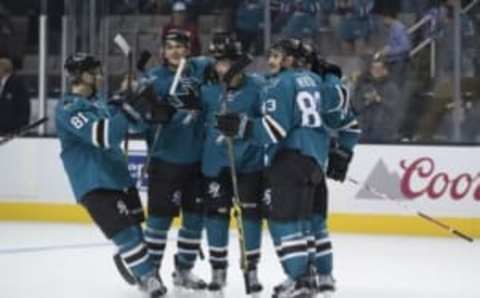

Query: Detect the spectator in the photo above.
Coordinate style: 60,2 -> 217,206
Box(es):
279,0 -> 321,39
376,8 -> 411,88
0,58 -> 30,135
234,0 -> 264,55
353,58 -> 402,142
425,0 -> 475,78
318,0 -> 336,29
337,0 -> 375,55
162,1 -> 201,55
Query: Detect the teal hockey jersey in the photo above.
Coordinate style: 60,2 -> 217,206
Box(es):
250,69 -> 360,169
144,57 -> 212,164
200,74 -> 265,177
55,94 -> 134,201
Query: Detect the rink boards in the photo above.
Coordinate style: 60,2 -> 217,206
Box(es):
0,138 -> 479,238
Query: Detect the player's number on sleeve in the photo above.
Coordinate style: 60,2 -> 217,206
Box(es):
296,91 -> 321,127
70,112 -> 89,129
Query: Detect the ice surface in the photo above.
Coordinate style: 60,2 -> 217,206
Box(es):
0,222 -> 478,298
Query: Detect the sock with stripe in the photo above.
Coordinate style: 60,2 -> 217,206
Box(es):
312,214 -> 333,275
175,211 -> 204,270
243,216 -> 262,270
269,220 -> 308,280
145,216 -> 173,268
206,214 -> 230,270
112,225 -> 156,280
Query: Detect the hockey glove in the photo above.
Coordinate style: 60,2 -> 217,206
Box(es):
326,146 -> 352,182
111,78 -> 159,123
148,101 -> 177,124
215,112 -> 251,138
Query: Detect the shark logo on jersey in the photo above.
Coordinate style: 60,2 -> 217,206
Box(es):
172,190 -> 183,206
208,181 -> 221,199
117,200 -> 129,216
262,188 -> 272,207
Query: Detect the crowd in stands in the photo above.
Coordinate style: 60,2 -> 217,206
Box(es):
0,0 -> 479,142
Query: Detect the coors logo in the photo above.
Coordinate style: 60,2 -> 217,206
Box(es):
400,157 -> 480,201
357,157 -> 480,201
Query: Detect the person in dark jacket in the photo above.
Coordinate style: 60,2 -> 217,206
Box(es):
353,58 -> 403,142
0,57 -> 30,135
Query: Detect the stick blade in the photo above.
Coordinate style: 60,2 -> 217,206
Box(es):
114,34 -> 131,56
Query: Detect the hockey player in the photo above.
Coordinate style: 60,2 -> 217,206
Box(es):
55,53 -> 167,297
200,31 -> 265,295
299,42 -> 358,296
215,39 -> 360,298
142,28 -> 210,290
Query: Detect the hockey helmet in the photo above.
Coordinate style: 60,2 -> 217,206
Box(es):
163,28 -> 191,47
64,53 -> 101,76
269,38 -> 303,58
208,31 -> 243,60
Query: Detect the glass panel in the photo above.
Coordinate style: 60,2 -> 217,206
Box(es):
4,0 -> 478,143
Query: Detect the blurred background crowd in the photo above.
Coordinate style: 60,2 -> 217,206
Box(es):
0,0 -> 479,143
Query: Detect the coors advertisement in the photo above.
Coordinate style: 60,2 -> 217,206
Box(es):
356,157 -> 480,202
348,145 -> 480,218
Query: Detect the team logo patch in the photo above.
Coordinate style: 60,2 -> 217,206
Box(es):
172,190 -> 183,205
262,188 -> 272,206
117,200 -> 129,216
208,182 -> 221,199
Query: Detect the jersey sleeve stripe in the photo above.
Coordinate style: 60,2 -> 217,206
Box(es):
103,119 -> 110,149
91,122 -> 99,147
328,85 -> 348,113
265,114 -> 287,139
262,118 -> 278,143
92,120 -> 107,149
338,119 -> 362,133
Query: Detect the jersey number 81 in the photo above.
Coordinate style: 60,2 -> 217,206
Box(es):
296,91 -> 321,128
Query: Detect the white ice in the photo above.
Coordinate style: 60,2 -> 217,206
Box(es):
0,222 -> 478,298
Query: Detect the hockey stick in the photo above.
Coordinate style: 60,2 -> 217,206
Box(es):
114,34 -> 134,155
140,57 -> 187,181
346,177 -> 475,242
218,54 -> 254,292
0,117 -> 49,146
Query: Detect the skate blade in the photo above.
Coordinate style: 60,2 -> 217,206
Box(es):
320,290 -> 334,298
208,289 -> 225,298
171,287 -> 208,298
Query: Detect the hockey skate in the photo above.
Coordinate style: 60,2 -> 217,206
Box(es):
315,274 -> 336,298
172,268 -> 207,290
272,276 -> 314,298
139,274 -> 167,298
208,268 -> 227,292
244,269 -> 263,296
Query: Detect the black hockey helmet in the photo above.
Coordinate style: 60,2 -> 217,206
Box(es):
64,53 -> 101,76
208,31 -> 243,60
298,41 -> 318,67
269,38 -> 303,58
162,28 -> 191,47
